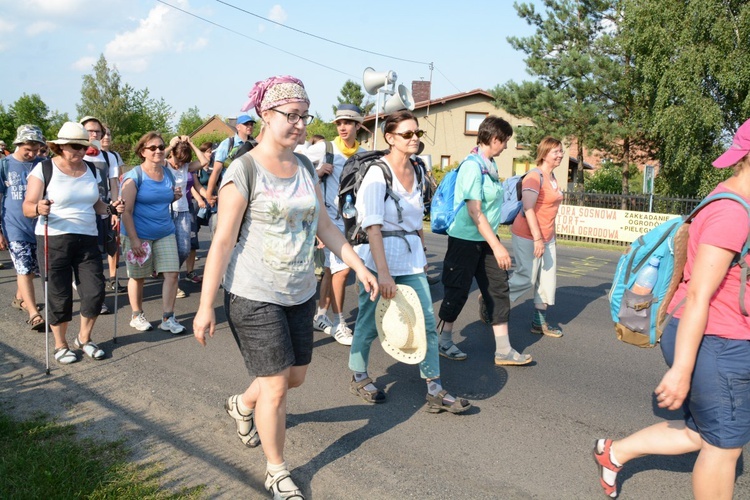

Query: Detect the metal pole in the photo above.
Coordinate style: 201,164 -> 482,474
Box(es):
43,214 -> 50,375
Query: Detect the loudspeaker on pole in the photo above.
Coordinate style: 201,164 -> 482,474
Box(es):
363,67 -> 397,95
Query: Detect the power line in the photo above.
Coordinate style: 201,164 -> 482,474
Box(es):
155,0 -> 357,79
434,66 -> 464,94
215,0 -> 431,66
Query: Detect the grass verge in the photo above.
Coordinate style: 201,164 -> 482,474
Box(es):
0,411 -> 205,499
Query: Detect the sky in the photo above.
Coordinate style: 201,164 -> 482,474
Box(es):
0,0 -> 542,127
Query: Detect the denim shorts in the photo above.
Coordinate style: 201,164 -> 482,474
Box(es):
661,318 -> 750,448
9,240 -> 39,275
224,291 -> 316,377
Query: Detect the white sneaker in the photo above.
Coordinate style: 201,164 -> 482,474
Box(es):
159,315 -> 187,335
175,287 -> 187,299
313,314 -> 333,334
332,323 -> 353,346
129,312 -> 153,331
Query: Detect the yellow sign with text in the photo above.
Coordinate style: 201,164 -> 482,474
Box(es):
555,205 -> 680,243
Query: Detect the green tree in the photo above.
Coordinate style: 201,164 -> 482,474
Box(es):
584,161 -> 643,194
9,94 -> 50,133
177,106 -> 205,136
621,0 -> 749,197
493,0 -> 610,191
77,54 -> 174,144
306,113 -> 337,141
0,104 -> 17,145
333,80 -> 374,116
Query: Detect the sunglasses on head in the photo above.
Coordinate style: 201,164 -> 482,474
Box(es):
392,129 -> 425,140
143,144 -> 166,152
65,143 -> 87,151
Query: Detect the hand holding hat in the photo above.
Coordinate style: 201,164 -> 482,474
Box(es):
375,284 -> 427,365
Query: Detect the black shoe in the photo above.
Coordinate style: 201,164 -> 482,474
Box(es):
105,279 -> 126,293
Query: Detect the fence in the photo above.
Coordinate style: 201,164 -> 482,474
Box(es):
557,191 -> 701,247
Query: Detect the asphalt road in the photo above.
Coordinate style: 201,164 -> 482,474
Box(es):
1,232 -> 749,499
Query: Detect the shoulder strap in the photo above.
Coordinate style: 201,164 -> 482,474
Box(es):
294,152 -> 316,180
0,157 -> 8,183
162,165 -> 176,184
324,141 -> 334,165
227,136 -> 234,154
42,159 -> 53,198
101,151 -> 110,167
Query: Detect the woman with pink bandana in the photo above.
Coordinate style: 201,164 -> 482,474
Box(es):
193,76 -> 378,499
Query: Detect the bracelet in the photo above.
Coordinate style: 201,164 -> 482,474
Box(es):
106,203 -> 116,216
534,238 -> 543,242
35,203 -> 40,216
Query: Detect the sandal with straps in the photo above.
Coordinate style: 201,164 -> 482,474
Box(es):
54,347 -> 78,365
425,389 -> 472,414
349,376 -> 385,404
26,313 -> 45,331
73,337 -> 105,360
265,470 -> 304,500
593,438 -> 622,498
438,342 -> 468,360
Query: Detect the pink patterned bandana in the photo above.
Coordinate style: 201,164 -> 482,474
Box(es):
241,75 -> 310,115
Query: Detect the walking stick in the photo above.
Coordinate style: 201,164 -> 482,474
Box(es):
43,213 -> 50,375
113,213 -> 121,344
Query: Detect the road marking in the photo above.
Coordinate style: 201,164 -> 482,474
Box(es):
557,256 -> 610,278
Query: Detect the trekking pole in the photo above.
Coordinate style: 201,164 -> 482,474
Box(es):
43,212 -> 50,375
113,213 -> 121,344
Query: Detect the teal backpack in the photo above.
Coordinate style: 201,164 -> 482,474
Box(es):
609,193 -> 750,347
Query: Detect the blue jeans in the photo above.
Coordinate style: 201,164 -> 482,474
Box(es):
349,272 -> 440,379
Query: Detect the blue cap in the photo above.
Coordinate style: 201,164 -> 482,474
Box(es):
237,114 -> 256,125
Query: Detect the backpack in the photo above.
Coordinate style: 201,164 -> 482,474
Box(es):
499,168 -> 543,225
608,193 -> 750,348
223,136 -> 258,169
337,150 -> 426,245
430,154 -> 488,235
129,164 -> 176,190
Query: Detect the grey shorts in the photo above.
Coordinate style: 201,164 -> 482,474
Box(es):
224,291 -> 316,377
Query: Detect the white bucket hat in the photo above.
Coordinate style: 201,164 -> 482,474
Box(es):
50,122 -> 91,147
375,284 -> 427,364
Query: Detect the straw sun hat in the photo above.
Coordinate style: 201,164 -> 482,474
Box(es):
375,284 -> 427,364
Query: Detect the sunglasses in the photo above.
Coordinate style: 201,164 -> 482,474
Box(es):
392,130 -> 425,140
65,143 -> 87,151
143,144 -> 166,152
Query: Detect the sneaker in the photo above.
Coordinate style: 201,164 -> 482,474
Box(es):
183,271 -> 202,283
105,279 -> 127,293
159,315 -> 186,335
530,322 -> 563,338
265,470 -> 304,500
130,313 -> 153,331
593,439 -> 622,498
224,395 -> 260,447
313,314 -> 333,334
100,302 -> 110,315
332,323 -> 353,346
175,288 -> 187,299
73,337 -> 105,360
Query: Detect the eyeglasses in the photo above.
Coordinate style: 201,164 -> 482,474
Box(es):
85,129 -> 102,137
272,109 -> 314,125
65,143 -> 87,151
392,130 -> 425,140
143,144 -> 166,152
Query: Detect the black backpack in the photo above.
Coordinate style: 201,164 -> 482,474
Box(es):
337,150 -> 426,245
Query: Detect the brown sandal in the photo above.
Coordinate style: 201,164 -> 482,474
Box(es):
349,376 -> 386,404
26,314 -> 45,332
12,298 -> 25,311
425,390 -> 472,414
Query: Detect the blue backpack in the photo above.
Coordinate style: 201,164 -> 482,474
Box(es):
430,154 -> 487,235
499,168 -> 542,225
609,193 -> 750,348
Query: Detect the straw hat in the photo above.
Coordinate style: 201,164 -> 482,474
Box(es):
375,284 -> 427,364
49,122 -> 91,147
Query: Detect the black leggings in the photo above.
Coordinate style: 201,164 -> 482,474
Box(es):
438,235 -> 511,325
37,233 -> 105,325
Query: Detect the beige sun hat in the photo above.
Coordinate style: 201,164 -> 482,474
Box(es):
375,284 -> 427,364
49,122 -> 91,147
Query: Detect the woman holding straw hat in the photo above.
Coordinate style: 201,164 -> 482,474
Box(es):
22,121 -> 125,364
348,109 -> 471,414
193,75 -> 378,499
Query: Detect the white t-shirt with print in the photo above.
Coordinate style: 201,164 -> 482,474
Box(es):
170,163 -> 190,213
221,157 -> 320,306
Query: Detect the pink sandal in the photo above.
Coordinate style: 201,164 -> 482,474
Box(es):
593,438 -> 622,498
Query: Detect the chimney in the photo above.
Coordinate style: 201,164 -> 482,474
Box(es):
412,81 -> 431,103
